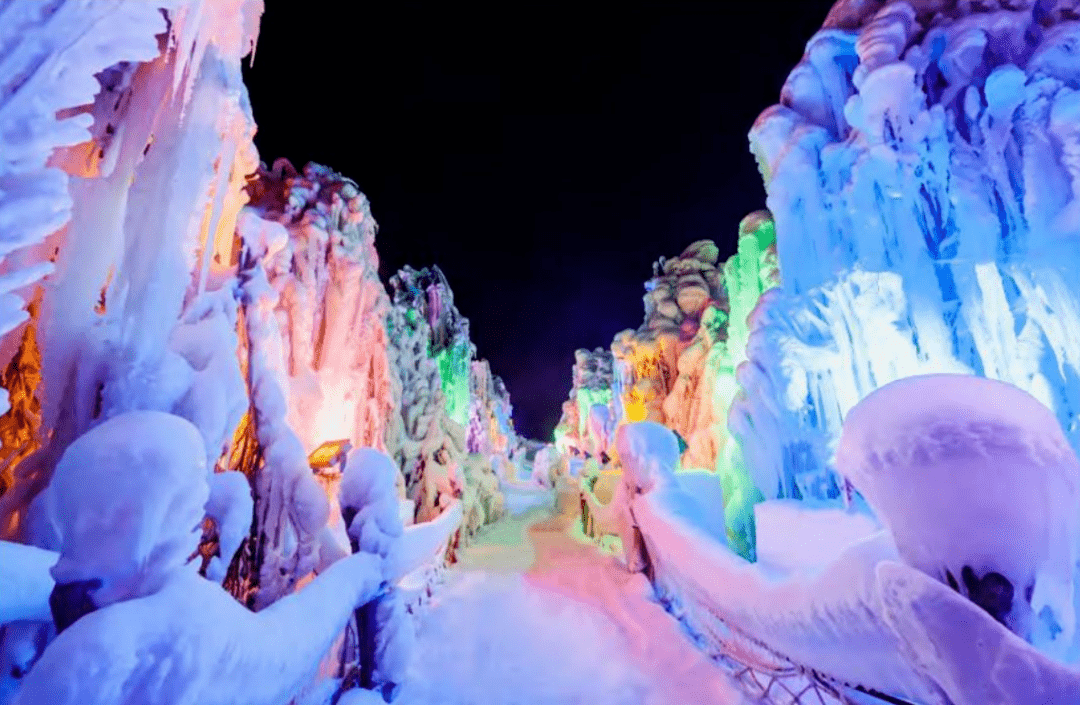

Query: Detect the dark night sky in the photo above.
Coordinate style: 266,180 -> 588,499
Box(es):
244,2 -> 836,441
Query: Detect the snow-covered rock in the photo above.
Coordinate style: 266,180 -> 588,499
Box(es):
837,373 -> 1080,657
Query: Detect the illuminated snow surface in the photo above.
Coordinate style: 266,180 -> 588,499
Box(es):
394,499 -> 748,705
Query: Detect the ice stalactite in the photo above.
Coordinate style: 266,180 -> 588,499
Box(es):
0,1 -> 173,408
0,0 -> 262,544
736,0 -> 1080,514
233,213 -> 330,610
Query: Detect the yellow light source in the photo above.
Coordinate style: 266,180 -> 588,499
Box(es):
624,398 -> 648,423
308,439 -> 352,471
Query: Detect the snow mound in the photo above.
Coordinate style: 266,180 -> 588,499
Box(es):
0,541 -> 57,624
754,500 -> 879,574
47,411 -> 209,610
836,373 -> 1080,656
615,421 -> 679,493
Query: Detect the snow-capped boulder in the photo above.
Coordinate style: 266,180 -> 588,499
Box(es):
47,411 -> 209,614
837,373 -> 1080,657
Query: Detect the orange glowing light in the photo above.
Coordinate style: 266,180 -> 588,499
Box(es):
308,439 -> 351,470
624,399 -> 648,423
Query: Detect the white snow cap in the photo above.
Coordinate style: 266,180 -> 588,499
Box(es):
48,411 -> 209,609
837,374 -> 1080,655
340,447 -> 404,557
615,422 -> 679,493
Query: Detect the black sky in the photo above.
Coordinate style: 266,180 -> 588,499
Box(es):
244,2 -> 836,441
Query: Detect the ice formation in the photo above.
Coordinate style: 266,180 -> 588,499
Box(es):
0,1 -> 525,701
245,160 -> 394,454
4,0 -> 1080,702
738,0 -> 1080,508
544,0 -> 1080,689
385,266 -> 510,546
555,217 -> 778,558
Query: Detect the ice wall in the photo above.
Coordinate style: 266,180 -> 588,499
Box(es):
0,0 -> 262,541
553,347 -> 614,456
385,266 -> 508,544
554,226 -> 778,557
245,160 -> 394,454
736,0 -> 1080,506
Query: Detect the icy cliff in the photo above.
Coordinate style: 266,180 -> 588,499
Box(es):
245,160 -> 394,455
737,0 -> 1080,506
554,220 -> 778,558
385,266 -> 508,546
0,1 -> 527,700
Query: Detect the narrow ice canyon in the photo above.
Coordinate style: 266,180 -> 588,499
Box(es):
3,1 -> 1080,704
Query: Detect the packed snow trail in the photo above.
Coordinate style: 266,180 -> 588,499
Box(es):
393,491 -> 748,705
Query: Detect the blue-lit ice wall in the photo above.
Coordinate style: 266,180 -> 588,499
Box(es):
733,3 -> 1080,503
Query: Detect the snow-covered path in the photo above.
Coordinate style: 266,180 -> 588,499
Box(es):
394,493 -> 748,705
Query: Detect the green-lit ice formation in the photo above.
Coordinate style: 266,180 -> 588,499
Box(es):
435,341 -> 472,427
712,211 -> 779,560
554,213 -> 780,561
385,265 -> 515,538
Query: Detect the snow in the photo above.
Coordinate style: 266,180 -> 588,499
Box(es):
393,507 -> 748,705
12,406 -> 386,705
754,499 -> 880,573
614,421 -> 678,494
341,448 -> 405,557
0,542 -> 56,625
499,480 -> 555,517
46,411 -> 209,610
630,428 -> 1080,704
388,499 -> 462,582
13,553 -> 383,705
837,373 -> 1080,657
204,472 -> 254,583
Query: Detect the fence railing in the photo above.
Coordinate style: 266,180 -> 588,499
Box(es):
616,483 -> 1080,705
577,481 -> 926,705
638,523 -> 912,705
